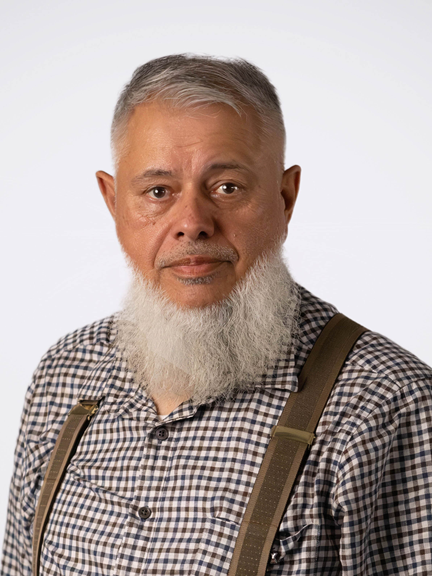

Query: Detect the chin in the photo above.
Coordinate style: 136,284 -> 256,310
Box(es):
167,281 -> 235,309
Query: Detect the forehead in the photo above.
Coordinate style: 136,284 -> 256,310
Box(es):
117,100 -> 267,172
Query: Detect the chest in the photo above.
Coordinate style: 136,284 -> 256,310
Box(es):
38,390 -> 300,575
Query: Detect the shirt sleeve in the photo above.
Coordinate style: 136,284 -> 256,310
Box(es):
1,382 -> 34,576
335,378 -> 432,575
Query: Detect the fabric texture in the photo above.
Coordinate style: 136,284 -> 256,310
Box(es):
1,285 -> 432,575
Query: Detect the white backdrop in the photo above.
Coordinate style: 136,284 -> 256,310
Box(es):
1,0 -> 431,544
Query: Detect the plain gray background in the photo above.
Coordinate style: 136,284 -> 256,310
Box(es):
1,0 -> 431,545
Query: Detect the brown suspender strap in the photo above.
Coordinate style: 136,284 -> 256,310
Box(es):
32,399 -> 101,576
228,313 -> 367,576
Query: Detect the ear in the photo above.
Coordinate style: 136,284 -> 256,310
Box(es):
280,165 -> 301,225
96,170 -> 116,219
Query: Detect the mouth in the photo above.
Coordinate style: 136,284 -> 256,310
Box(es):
166,256 -> 228,278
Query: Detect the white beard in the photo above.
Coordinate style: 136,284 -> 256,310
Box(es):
116,250 -> 299,406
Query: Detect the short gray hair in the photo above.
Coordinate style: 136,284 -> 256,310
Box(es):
111,54 -> 286,167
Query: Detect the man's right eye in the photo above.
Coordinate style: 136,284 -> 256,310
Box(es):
147,187 -> 168,199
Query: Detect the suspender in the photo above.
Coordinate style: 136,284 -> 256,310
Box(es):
32,399 -> 102,576
32,313 -> 367,576
228,313 -> 367,576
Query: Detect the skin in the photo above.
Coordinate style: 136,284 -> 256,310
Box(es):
96,100 -> 301,413
97,100 -> 301,306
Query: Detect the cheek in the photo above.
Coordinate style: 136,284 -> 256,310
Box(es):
232,203 -> 286,255
117,196 -> 157,228
115,204 -> 161,268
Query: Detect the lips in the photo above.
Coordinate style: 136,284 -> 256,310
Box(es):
166,256 -> 227,277
168,256 -> 222,267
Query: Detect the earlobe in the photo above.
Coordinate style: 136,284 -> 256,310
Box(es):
281,165 -> 301,225
96,170 -> 116,219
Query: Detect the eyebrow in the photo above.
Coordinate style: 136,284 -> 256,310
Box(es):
206,162 -> 250,173
131,169 -> 174,184
130,162 -> 251,185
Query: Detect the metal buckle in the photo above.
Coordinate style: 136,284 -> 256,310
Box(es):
78,398 -> 102,419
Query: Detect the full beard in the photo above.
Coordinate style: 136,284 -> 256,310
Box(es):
116,249 -> 299,406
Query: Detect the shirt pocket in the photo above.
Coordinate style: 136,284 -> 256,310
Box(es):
267,523 -> 321,572
194,515 -> 240,576
40,464 -> 130,576
197,507 -> 320,575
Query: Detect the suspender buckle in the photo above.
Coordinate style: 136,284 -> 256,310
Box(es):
78,398 -> 102,419
270,425 -> 315,446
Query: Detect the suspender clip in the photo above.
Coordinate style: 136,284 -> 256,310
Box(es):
271,425 -> 315,446
78,398 -> 102,420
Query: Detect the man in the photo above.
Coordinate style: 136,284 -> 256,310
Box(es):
2,54 -> 432,575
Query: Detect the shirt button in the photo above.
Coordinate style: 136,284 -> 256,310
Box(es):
138,506 -> 152,520
155,426 -> 169,440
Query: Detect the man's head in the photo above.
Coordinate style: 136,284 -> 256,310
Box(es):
97,54 -> 301,308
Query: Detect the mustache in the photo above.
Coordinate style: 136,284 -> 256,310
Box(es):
156,242 -> 239,269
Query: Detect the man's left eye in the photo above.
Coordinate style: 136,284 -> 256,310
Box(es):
216,183 -> 239,195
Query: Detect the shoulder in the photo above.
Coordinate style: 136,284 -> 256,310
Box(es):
322,323 -> 432,443
339,329 -> 432,418
24,315 -> 118,441
42,313 -> 117,363
297,286 -> 432,435
349,329 -> 431,388
37,313 -> 117,373
298,284 -> 431,395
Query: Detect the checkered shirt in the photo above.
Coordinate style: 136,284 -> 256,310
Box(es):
2,286 -> 432,575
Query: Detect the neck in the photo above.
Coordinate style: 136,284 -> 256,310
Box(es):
152,391 -> 191,416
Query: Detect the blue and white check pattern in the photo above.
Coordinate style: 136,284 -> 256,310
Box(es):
2,286 -> 432,575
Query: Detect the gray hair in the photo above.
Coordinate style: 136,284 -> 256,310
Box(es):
111,54 -> 286,167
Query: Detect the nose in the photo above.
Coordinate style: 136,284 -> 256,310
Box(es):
171,190 -> 215,241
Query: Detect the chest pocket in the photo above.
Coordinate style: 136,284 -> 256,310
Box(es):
267,524 -> 320,571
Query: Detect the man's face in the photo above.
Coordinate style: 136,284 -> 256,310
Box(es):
97,101 -> 300,308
